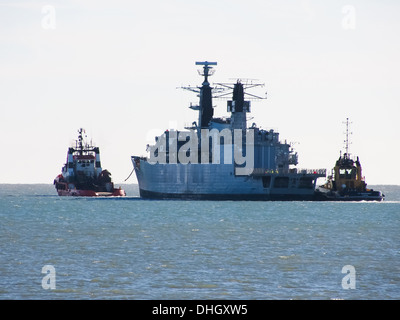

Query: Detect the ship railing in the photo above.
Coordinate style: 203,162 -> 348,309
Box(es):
251,168 -> 326,176
296,168 -> 327,175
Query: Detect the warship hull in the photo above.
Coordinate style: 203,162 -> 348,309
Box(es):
133,157 -> 323,201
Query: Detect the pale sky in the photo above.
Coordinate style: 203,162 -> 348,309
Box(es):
0,0 -> 399,185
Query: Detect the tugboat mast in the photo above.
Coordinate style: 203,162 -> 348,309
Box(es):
343,118 -> 352,156
77,128 -> 84,155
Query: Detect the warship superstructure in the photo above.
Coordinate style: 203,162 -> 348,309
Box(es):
54,128 -> 125,197
132,62 -> 326,200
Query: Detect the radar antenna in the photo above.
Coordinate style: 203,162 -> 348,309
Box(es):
213,80 -> 266,100
195,61 -> 217,85
180,61 -> 220,95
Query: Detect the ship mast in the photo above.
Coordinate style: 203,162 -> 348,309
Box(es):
180,61 -> 217,131
196,61 -> 217,129
343,118 -> 352,157
77,128 -> 85,156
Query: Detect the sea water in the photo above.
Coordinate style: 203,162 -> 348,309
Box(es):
0,184 -> 399,300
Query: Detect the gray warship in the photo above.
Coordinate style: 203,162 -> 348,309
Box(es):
131,61 -> 326,200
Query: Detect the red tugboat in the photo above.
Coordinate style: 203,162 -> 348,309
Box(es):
54,129 -> 126,197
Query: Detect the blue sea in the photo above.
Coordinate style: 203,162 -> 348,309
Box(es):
0,184 -> 399,300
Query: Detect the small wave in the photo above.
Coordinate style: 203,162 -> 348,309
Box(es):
279,255 -> 296,260
168,283 -> 218,289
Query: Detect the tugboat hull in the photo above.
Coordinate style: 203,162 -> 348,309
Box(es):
54,177 -> 126,197
315,188 -> 384,201
56,188 -> 126,197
